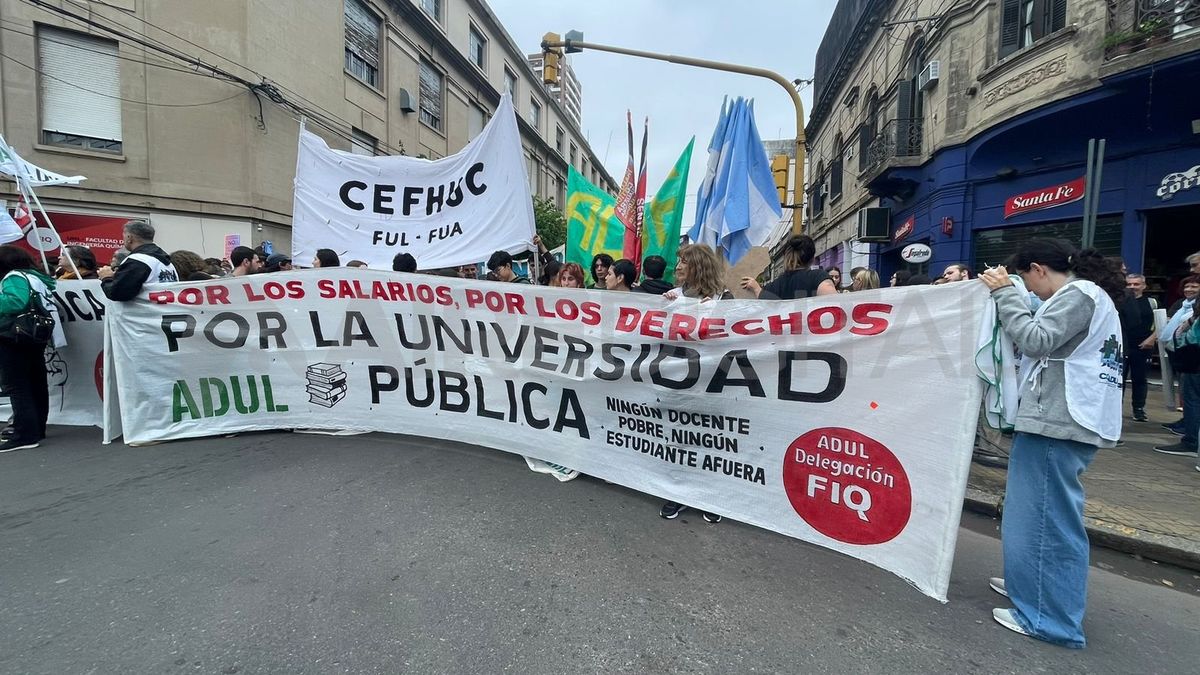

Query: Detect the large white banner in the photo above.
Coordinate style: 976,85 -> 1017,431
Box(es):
292,93 -> 534,270
105,271 -> 987,600
47,280 -> 106,426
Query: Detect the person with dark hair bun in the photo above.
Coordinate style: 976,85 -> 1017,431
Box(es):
312,249 -> 340,268
978,238 -> 1124,648
604,259 -> 636,292
740,235 -> 837,299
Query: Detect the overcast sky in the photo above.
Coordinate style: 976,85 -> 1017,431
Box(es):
488,0 -> 837,218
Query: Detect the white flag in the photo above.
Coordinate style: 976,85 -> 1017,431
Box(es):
0,134 -> 86,186
0,201 -> 22,243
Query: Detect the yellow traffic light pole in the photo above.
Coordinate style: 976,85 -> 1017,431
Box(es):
541,33 -> 807,234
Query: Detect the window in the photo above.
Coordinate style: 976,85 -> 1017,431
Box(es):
830,134 -> 844,201
469,24 -> 487,71
504,67 -> 517,96
351,128 -> 377,156
582,159 -> 589,180
419,60 -> 444,131
529,98 -> 542,133
973,217 -> 1120,274
38,27 -> 123,152
1000,0 -> 1067,58
421,0 -> 442,24
569,142 -> 577,168
344,0 -> 380,88
527,155 -> 539,195
555,126 -> 564,154
468,104 -> 486,139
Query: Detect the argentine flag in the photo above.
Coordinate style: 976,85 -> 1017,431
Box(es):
687,98 -> 782,265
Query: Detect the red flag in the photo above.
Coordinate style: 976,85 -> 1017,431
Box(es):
12,194 -> 33,230
625,117 -> 648,268
614,111 -> 637,232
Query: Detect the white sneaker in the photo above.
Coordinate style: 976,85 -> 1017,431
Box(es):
988,577 -> 1008,598
992,608 -> 1031,637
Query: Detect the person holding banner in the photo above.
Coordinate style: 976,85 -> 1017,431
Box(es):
740,235 -> 837,299
978,239 -> 1125,649
0,245 -> 64,452
667,244 -> 730,302
555,263 -> 585,289
313,249 -> 340,268
589,254 -> 613,289
97,220 -> 179,300
486,251 -> 529,284
604,259 -> 637,292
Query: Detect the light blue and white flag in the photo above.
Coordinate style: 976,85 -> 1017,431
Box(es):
687,98 -> 782,265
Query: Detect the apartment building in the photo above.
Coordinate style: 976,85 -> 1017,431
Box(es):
0,0 -> 615,264
806,0 -> 1199,296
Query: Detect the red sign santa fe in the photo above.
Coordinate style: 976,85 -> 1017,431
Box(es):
1004,177 -> 1085,219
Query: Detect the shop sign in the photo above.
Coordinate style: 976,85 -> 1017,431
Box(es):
901,243 -> 932,264
1004,177 -> 1085,219
1157,166 -> 1200,201
893,215 -> 915,242
13,210 -> 130,265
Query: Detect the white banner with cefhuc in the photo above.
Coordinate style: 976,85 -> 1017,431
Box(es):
291,93 -> 535,270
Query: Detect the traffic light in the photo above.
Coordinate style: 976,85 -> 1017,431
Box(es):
771,154 -> 790,206
542,32 -> 562,85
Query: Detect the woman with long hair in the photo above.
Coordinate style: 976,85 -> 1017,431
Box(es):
978,238 -> 1125,648
56,246 -> 99,280
850,268 -> 880,291
0,245 -> 62,452
658,243 -> 726,524
170,250 -> 207,281
604,259 -> 637,292
740,235 -> 837,299
555,262 -> 586,289
672,244 -> 727,300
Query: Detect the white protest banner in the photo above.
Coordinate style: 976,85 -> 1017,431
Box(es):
105,271 -> 987,600
46,280 -> 108,426
292,93 -> 534,270
0,134 -> 86,186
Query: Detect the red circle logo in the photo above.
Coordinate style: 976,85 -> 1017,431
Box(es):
782,427 -> 912,545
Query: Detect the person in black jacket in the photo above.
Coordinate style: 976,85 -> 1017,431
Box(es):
637,255 -> 673,294
740,235 -> 837,299
1120,273 -> 1157,422
97,220 -> 179,301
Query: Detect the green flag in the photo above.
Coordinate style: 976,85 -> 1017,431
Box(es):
641,138 -> 694,284
565,166 -> 624,285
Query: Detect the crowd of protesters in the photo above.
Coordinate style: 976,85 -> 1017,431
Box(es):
3,214 -> 1198,651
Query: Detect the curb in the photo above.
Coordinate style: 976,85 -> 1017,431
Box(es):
963,488 -> 1200,572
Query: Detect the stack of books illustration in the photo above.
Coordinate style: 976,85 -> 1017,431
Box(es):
306,363 -> 347,408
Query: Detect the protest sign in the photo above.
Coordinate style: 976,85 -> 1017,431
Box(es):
45,280 -> 107,426
292,93 -> 534,270
104,271 -> 987,600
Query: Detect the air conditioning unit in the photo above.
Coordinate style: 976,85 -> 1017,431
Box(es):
918,60 -> 940,91
857,207 -> 891,242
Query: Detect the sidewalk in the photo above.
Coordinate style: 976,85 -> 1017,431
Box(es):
966,400 -> 1200,570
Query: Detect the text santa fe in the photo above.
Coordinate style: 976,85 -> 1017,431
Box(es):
1004,177 -> 1085,219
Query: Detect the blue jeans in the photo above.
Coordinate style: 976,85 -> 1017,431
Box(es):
1002,432 -> 1097,649
1182,372 -> 1200,449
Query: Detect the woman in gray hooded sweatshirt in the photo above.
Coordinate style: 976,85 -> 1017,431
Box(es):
979,238 -> 1126,649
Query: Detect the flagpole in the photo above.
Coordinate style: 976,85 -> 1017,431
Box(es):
18,178 -> 81,279
542,34 -> 807,234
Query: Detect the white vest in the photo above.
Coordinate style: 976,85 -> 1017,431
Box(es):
127,252 -> 179,284
1022,279 -> 1123,441
4,270 -> 67,348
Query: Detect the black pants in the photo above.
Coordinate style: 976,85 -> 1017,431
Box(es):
0,341 -> 49,442
1124,349 -> 1150,410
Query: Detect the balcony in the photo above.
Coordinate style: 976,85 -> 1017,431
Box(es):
865,118 -> 922,169
862,118 -> 924,199
1104,0 -> 1200,60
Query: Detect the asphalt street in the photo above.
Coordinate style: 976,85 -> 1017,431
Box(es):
1,427 -> 1197,674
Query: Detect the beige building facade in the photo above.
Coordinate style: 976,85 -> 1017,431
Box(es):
0,0 -> 614,265
805,0 -> 1200,290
